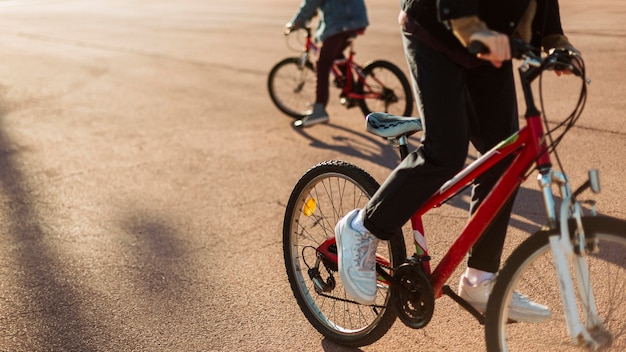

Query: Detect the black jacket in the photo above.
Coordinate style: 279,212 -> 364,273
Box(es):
402,0 -> 565,53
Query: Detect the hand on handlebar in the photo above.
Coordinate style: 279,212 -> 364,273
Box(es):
469,38 -> 587,82
468,30 -> 511,68
549,48 -> 583,77
284,22 -> 297,35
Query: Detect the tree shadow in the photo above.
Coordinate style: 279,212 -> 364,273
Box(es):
0,92 -> 103,350
116,209 -> 195,300
0,88 -> 197,350
320,338 -> 364,351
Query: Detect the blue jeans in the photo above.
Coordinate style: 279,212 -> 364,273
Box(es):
362,28 -> 519,273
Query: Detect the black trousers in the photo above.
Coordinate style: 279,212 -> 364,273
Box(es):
315,30 -> 358,105
362,30 -> 519,273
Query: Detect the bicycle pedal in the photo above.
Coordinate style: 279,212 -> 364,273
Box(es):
340,97 -> 356,108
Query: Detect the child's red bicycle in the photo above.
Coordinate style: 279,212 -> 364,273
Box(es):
267,27 -> 413,119
282,40 -> 626,350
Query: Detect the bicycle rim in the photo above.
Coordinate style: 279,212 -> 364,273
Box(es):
486,216 -> 626,351
357,60 -> 412,117
268,57 -> 315,118
283,161 -> 403,346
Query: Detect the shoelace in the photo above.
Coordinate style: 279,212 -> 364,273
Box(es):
353,234 -> 377,272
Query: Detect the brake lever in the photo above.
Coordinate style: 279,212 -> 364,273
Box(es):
548,50 -> 592,84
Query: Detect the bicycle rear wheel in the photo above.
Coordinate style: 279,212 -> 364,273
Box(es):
283,160 -> 406,347
267,57 -> 315,118
356,60 -> 413,117
485,216 -> 626,351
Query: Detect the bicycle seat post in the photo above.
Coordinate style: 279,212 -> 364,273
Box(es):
397,135 -> 410,160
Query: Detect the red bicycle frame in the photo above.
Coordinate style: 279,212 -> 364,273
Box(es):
413,111 -> 550,297
302,28 -> 384,103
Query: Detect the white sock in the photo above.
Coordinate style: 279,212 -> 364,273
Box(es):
350,209 -> 370,233
464,267 -> 495,286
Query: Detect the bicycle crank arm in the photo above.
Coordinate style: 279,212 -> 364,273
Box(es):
375,263 -> 411,294
442,285 -> 486,325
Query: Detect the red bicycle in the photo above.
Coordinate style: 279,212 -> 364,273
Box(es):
267,27 -> 413,119
283,40 -> 626,350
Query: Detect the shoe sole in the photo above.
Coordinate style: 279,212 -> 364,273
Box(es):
508,310 -> 552,324
462,297 -> 551,324
293,117 -> 329,128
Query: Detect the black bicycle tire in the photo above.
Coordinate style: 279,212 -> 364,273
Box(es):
283,160 -> 406,347
485,216 -> 626,351
356,60 -> 413,117
267,57 -> 315,119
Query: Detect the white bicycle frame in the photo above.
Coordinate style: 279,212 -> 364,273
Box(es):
543,169 -> 606,349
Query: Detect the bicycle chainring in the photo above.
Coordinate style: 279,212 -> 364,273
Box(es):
392,259 -> 434,329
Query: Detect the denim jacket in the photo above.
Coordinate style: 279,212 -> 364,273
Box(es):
290,0 -> 368,42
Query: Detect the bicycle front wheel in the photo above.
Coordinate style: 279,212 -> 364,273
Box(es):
356,60 -> 413,117
267,57 -> 315,118
486,216 -> 626,351
283,160 -> 406,347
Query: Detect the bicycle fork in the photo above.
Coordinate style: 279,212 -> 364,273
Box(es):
541,169 -> 609,349
293,52 -> 311,93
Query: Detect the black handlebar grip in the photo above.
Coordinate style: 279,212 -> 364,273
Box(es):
469,39 -> 532,59
468,41 -> 490,55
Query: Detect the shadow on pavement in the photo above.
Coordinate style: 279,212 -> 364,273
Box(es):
321,338 -> 364,351
0,93 -> 101,350
117,210 -> 195,298
291,121 -> 417,170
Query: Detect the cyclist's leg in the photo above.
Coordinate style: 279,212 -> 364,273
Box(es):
363,31 -> 469,240
337,29 -> 469,308
459,63 -> 550,321
295,31 -> 357,127
334,32 -> 357,77
464,61 -> 518,273
316,31 -> 357,106
467,161 -> 517,273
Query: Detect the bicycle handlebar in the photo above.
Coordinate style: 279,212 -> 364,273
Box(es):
284,26 -> 312,37
467,40 -> 490,56
468,38 -> 538,60
468,38 -> 583,77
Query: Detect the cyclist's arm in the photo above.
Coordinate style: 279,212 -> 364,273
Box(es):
287,0 -> 322,32
438,0 -> 580,72
534,0 -> 581,76
533,0 -> 571,51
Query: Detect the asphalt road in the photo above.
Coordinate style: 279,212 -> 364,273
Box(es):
0,0 -> 625,351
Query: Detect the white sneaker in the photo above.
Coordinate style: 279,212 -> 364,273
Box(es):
335,209 -> 379,305
458,276 -> 552,323
294,103 -> 329,127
